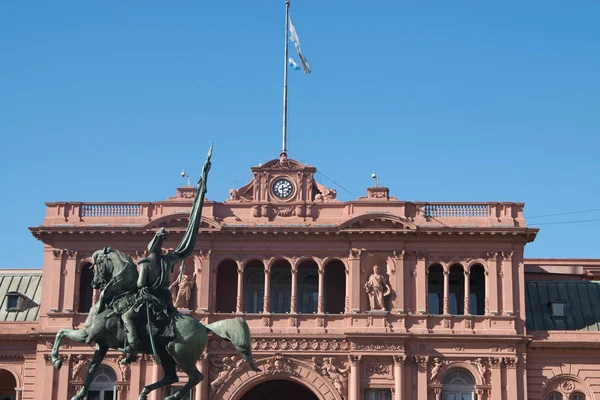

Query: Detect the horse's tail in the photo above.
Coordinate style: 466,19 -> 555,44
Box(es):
206,318 -> 261,372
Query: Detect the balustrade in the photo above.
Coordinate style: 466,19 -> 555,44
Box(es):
424,203 -> 489,218
80,204 -> 141,217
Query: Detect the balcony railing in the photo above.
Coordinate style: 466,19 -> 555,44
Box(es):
423,203 -> 489,218
80,204 -> 141,218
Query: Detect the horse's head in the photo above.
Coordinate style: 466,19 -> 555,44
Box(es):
91,247 -> 114,290
91,247 -> 136,290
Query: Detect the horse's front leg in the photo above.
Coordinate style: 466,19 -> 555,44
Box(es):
71,345 -> 108,400
51,328 -> 89,370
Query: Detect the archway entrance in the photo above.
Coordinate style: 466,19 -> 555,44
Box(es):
241,380 -> 319,400
0,369 -> 16,400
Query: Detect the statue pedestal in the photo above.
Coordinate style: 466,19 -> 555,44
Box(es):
367,310 -> 389,315
366,310 -> 391,331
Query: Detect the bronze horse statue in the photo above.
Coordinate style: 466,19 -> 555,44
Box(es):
49,247 -> 259,400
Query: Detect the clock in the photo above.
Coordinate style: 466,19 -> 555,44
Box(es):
272,178 -> 294,199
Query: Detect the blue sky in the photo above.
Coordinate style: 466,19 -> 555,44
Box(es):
1,1 -> 599,269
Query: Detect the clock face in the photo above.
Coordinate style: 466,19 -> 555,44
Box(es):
272,178 -> 294,199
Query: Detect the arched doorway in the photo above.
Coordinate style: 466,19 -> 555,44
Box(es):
88,365 -> 117,400
0,369 -> 16,400
241,380 -> 319,400
442,368 -> 476,399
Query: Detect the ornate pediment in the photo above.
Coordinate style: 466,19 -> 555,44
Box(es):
340,214 -> 417,231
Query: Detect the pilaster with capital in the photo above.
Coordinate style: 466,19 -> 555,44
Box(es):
393,251 -> 406,313
195,354 -> 208,400
443,267 -> 450,315
349,249 -> 361,312
290,264 -> 298,313
263,265 -> 271,313
49,249 -> 65,312
501,251 -> 514,315
489,357 -> 502,400
393,355 -> 406,400
236,261 -> 244,313
317,262 -> 325,314
415,252 -> 427,314
194,250 -> 210,312
63,250 -> 79,312
464,269 -> 471,315
486,252 -> 499,314
415,356 -> 429,400
504,356 -> 518,399
348,355 -> 362,400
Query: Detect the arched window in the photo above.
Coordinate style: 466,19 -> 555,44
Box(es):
0,369 -> 17,400
428,264 -> 444,314
469,264 -> 486,315
570,393 -> 585,400
270,260 -> 292,313
325,259 -> 346,314
216,259 -> 237,313
243,261 -> 265,313
449,264 -> 465,315
88,365 -> 117,400
442,368 -> 476,400
547,393 -> 563,400
78,262 -> 94,313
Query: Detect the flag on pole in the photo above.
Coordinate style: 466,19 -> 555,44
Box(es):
289,16 -> 312,74
288,57 -> 301,71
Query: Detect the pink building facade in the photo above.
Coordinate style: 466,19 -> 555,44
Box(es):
2,154 -> 600,400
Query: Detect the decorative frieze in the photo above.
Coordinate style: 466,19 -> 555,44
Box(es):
263,354 -> 300,377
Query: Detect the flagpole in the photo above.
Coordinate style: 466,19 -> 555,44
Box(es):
282,0 -> 290,156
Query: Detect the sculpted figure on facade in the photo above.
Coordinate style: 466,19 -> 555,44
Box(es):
210,356 -> 243,392
70,355 -> 87,380
430,357 -> 445,382
472,357 -> 489,384
169,271 -> 196,309
320,357 -> 349,399
313,180 -> 337,202
364,264 -> 391,311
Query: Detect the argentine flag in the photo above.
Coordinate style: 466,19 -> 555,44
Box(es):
289,16 -> 312,74
288,57 -> 301,71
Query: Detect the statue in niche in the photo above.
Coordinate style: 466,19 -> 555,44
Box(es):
364,264 -> 391,311
169,271 -> 196,309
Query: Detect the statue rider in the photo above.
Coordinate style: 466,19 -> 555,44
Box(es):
117,144 -> 213,363
118,227 -> 179,361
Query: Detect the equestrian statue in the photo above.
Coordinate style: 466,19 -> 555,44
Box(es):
49,144 -> 260,400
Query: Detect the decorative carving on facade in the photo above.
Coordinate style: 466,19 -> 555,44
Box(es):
464,318 -> 473,329
351,341 -> 403,351
314,180 -> 337,202
414,356 -> 429,369
416,251 -> 427,260
430,357 -> 445,382
488,357 -> 502,368
228,189 -> 251,202
314,357 -> 349,399
210,355 -> 243,392
367,364 -> 390,376
250,338 -> 351,352
169,271 -> 195,309
349,249 -> 361,259
261,316 -> 270,327
272,206 -> 295,217
364,264 -> 391,311
561,380 -> 575,393
472,358 -> 489,384
260,204 -> 268,216
118,361 -> 130,381
316,317 -> 325,327
501,251 -> 513,261
288,316 -> 297,327
251,206 -> 260,217
443,318 -> 451,329
393,250 -> 405,260
393,355 -> 407,366
348,355 -> 362,366
504,356 -> 518,368
454,345 -> 464,352
70,355 -> 88,380
263,354 -> 300,377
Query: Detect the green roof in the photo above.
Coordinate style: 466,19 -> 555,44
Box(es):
525,280 -> 600,331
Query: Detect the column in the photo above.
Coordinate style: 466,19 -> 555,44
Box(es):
50,250 -> 64,312
196,355 -> 208,400
56,355 -> 69,400
489,357 -> 502,400
464,269 -> 471,315
486,252 -> 499,314
434,389 -> 442,400
263,266 -> 271,313
290,264 -> 298,313
348,355 -> 361,400
393,355 -> 406,400
443,266 -> 450,315
236,261 -> 244,313
63,250 -> 78,312
502,252 -> 514,315
349,249 -> 361,312
505,357 -> 518,400
317,263 -> 325,314
394,253 -> 405,313
416,356 -> 429,400
416,252 -> 427,314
